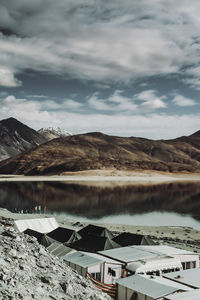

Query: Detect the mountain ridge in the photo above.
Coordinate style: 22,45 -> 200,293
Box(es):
0,126 -> 199,175
0,117 -> 48,161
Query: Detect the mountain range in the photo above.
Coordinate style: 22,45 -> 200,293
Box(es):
0,117 -> 199,175
0,118 -> 70,162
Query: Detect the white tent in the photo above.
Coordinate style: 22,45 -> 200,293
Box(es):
14,217 -> 59,233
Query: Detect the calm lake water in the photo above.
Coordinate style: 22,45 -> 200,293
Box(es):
0,181 -> 200,229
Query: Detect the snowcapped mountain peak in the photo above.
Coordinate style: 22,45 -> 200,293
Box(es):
38,127 -> 71,140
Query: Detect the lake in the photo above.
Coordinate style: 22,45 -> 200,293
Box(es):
0,181 -> 200,229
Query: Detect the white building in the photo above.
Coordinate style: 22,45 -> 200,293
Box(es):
134,246 -> 199,270
63,250 -> 122,284
99,245 -> 197,276
117,274 -> 192,300
164,289 -> 200,300
163,268 -> 200,289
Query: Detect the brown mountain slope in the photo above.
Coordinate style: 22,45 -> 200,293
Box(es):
0,131 -> 199,175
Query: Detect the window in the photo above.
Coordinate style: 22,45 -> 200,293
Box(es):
186,262 -> 190,269
91,272 -> 101,281
182,262 -> 186,270
108,267 -> 116,277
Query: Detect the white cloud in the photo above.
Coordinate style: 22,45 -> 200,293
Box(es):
0,68 -> 21,87
88,94 -> 113,111
135,90 -> 167,110
141,99 -> 167,110
172,95 -> 197,107
88,91 -> 138,112
1,94 -> 199,139
63,99 -> 83,109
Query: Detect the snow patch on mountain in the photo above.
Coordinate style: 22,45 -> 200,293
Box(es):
38,127 -> 71,141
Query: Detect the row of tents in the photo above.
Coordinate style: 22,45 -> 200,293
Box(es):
23,223 -> 155,253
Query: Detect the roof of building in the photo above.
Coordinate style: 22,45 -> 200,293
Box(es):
142,275 -> 191,291
99,246 -> 160,263
113,232 -> 155,247
46,242 -> 75,258
117,274 -> 185,299
163,268 -> 200,288
164,290 -> 200,300
80,251 -> 122,265
24,229 -> 44,243
47,227 -> 81,244
63,251 -> 103,268
78,224 -> 114,239
134,245 -> 196,256
14,217 -> 59,233
69,235 -> 120,253
126,257 -> 182,273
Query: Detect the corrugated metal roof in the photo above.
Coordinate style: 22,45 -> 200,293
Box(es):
134,245 -> 195,255
165,290 -> 200,300
63,251 -> 103,268
46,242 -> 74,258
99,246 -> 159,263
80,251 -> 122,265
142,275 -> 191,291
14,218 -> 59,233
163,268 -> 200,288
116,274 -> 184,298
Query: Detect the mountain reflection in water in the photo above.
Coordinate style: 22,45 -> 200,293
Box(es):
0,181 -> 200,222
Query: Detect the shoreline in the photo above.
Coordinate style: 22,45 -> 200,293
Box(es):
0,170 -> 200,184
1,208 -> 200,253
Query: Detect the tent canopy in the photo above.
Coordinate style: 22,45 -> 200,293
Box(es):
113,232 -> 155,247
78,224 -> 114,239
69,235 -> 120,253
24,229 -> 44,243
14,218 -> 59,233
46,227 -> 81,244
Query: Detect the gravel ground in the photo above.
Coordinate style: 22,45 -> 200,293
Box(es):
0,217 -> 111,300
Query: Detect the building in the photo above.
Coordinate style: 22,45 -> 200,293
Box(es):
46,241 -> 75,258
164,289 -> 200,300
163,268 -> 200,289
99,245 -> 198,276
134,246 -> 199,270
63,250 -> 122,284
116,274 -> 192,300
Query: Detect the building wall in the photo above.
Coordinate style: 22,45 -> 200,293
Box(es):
173,254 -> 199,269
103,263 -> 122,284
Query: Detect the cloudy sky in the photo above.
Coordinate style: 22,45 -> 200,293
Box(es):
0,0 -> 200,139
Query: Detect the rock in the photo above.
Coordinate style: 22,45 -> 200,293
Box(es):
0,219 -> 111,300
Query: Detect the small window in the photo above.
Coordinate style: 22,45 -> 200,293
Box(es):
186,262 -> 190,269
182,262 -> 186,270
91,272 -> 101,281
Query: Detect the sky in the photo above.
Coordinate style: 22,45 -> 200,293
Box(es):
0,0 -> 200,139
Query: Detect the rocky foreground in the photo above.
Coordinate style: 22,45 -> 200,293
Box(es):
0,218 -> 110,300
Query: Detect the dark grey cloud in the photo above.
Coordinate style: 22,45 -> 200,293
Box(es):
1,0 -> 200,86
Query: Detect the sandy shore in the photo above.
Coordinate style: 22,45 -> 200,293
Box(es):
0,170 -> 200,184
